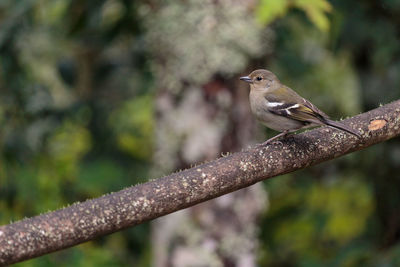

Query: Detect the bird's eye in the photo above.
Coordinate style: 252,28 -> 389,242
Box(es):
256,77 -> 262,81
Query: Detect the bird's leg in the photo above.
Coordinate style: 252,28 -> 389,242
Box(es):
261,130 -> 290,146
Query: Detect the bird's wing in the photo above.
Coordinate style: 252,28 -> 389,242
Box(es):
264,86 -> 329,125
301,98 -> 330,119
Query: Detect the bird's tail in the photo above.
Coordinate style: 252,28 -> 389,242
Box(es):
324,119 -> 361,138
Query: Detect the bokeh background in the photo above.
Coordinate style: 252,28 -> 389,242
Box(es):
1,0 -> 400,266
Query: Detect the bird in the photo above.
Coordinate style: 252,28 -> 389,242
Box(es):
240,69 -> 361,145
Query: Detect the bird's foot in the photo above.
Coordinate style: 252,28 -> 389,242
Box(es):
258,130 -> 291,147
260,139 -> 283,146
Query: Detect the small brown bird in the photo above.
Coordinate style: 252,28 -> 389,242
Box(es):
240,69 -> 361,145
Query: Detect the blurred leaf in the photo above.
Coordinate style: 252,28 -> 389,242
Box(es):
274,214 -> 315,253
47,120 -> 91,174
77,159 -> 127,196
262,172 -> 374,265
257,0 -> 332,32
307,178 -> 374,244
294,0 -> 332,32
256,0 -> 288,25
109,94 -> 154,160
33,0 -> 69,26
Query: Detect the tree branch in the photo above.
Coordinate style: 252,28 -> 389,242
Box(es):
1,100 -> 400,265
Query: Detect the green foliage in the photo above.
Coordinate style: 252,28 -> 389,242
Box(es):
257,0 -> 289,25
307,178 -> 373,244
257,0 -> 332,32
295,0 -> 332,32
0,0 -> 151,264
109,94 -> 154,160
260,171 -> 374,265
47,121 -> 91,174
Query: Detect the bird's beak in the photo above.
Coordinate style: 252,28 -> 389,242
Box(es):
239,76 -> 253,83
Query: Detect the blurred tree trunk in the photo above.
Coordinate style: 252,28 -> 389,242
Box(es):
143,2 -> 270,265
151,77 -> 268,267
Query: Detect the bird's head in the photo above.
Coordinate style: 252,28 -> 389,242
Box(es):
240,69 -> 280,91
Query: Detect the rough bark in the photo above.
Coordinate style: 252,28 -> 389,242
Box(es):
0,100 -> 399,266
